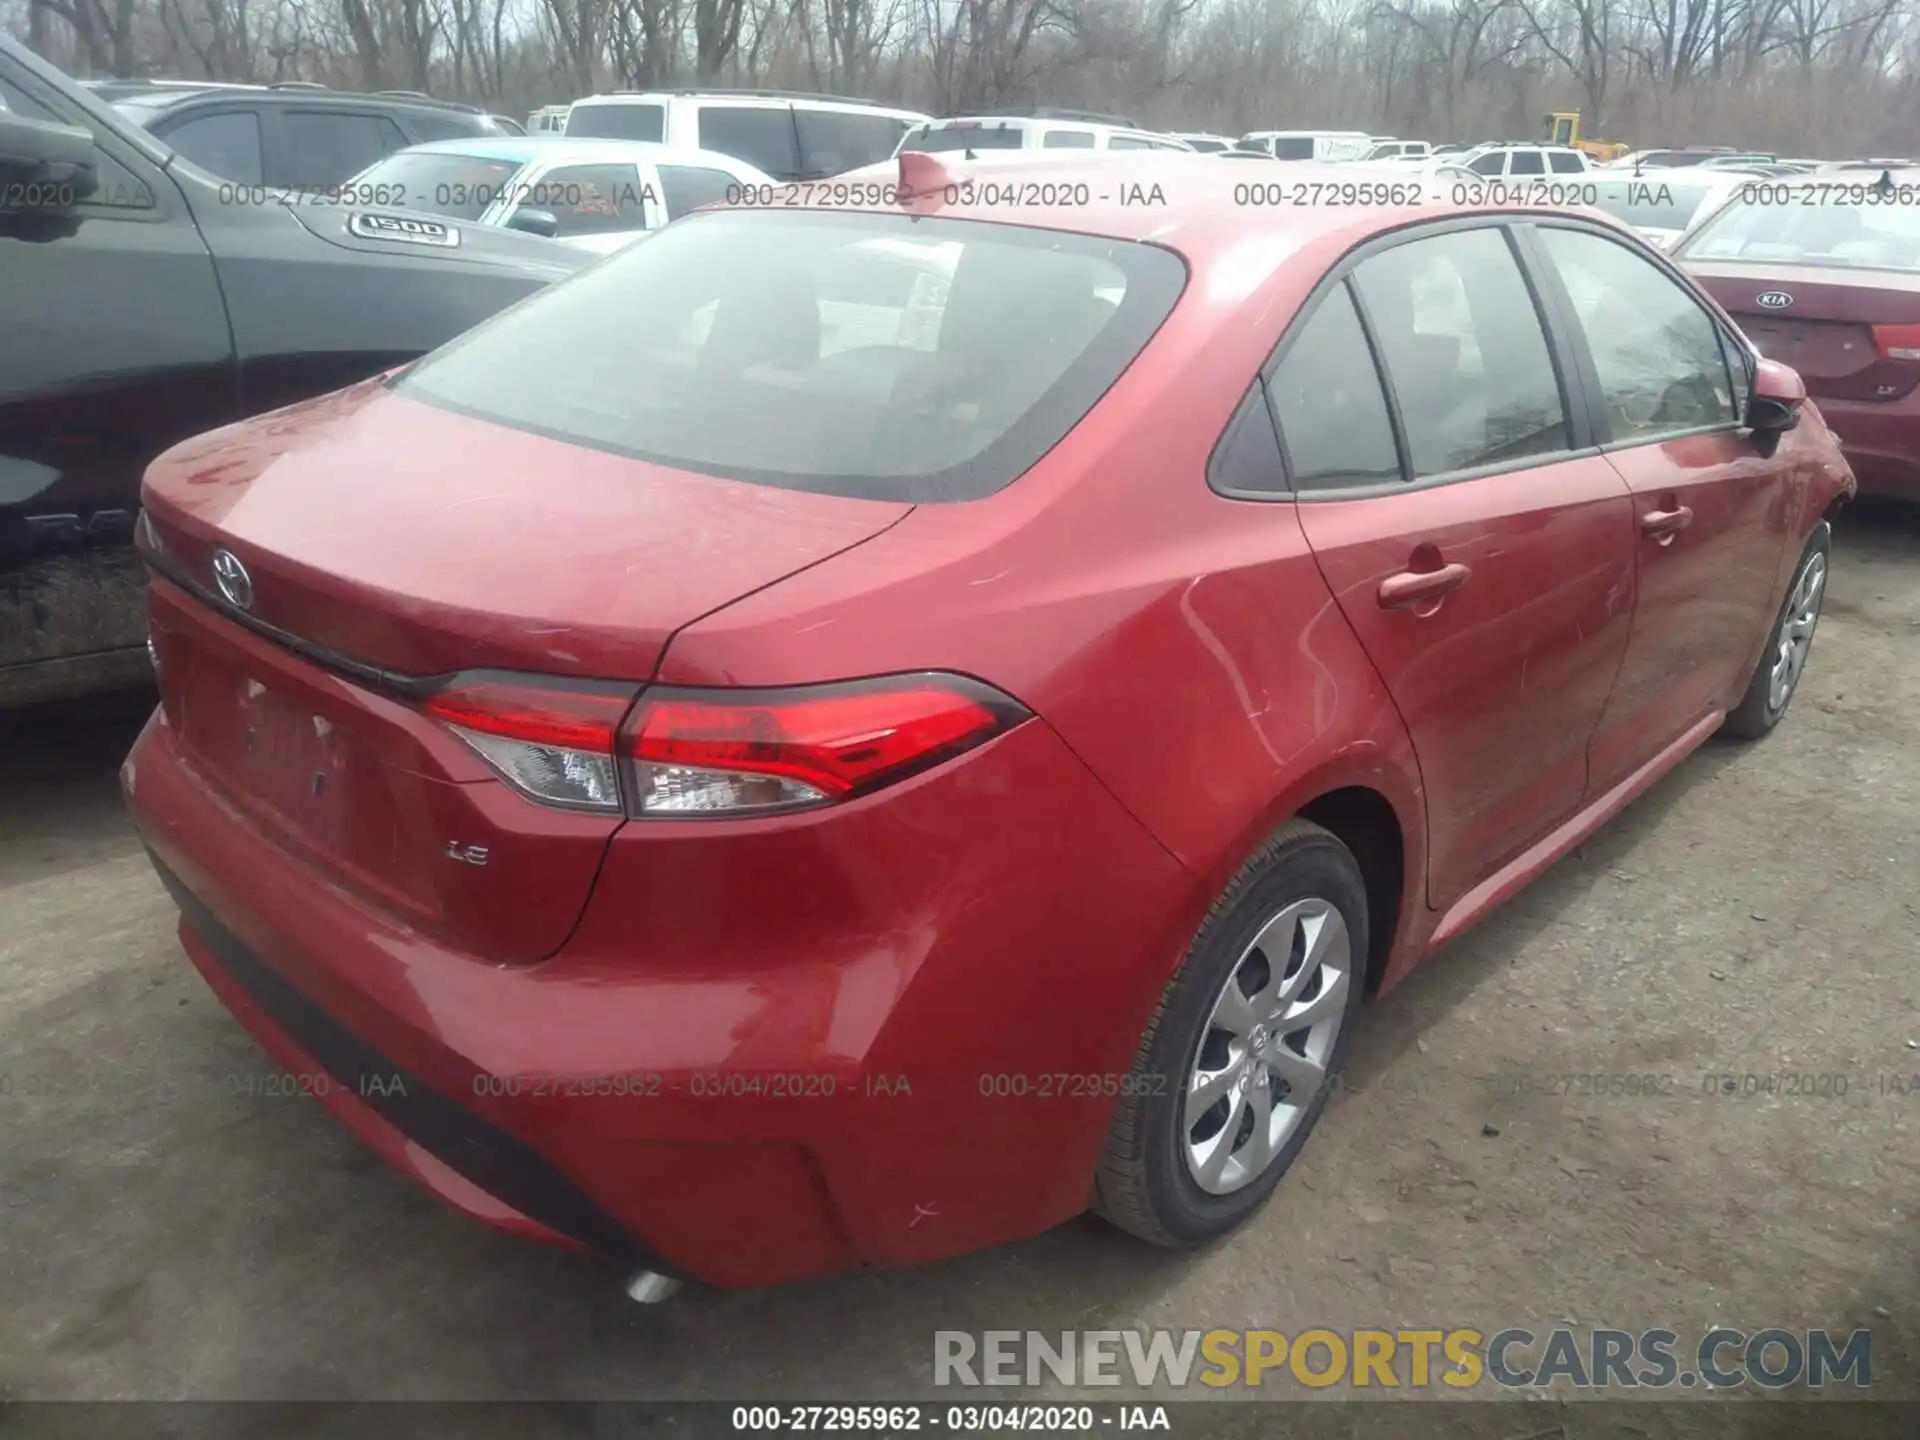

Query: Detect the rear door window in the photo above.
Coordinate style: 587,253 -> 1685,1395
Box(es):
274,110 -> 407,188
696,105 -> 801,179
795,109 -> 910,176
159,109 -> 263,184
564,102 -> 664,141
1507,149 -> 1545,175
1549,150 -> 1584,173
1267,283 -> 1401,490
1042,129 -> 1094,149
399,209 -> 1187,502
1352,226 -> 1569,476
1108,135 -> 1154,150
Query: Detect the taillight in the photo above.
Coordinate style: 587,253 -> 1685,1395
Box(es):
423,671 -> 1029,818
424,676 -> 639,812
621,673 -> 1029,817
1871,323 -> 1920,361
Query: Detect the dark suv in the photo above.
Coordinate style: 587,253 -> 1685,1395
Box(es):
100,81 -> 506,190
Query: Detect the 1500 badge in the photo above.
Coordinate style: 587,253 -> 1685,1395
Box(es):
348,212 -> 460,247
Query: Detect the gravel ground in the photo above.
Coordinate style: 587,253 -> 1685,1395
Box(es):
1,504 -> 1915,1438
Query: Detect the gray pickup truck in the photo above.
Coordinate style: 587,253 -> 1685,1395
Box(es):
0,37 -> 591,709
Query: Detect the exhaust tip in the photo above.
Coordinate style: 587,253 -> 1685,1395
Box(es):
624,1270 -> 681,1304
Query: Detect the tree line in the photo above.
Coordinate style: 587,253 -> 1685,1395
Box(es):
8,0 -> 1919,157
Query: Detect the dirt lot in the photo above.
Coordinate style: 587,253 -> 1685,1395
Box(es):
1,505 -> 1915,1434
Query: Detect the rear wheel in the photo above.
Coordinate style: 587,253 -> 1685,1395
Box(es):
1723,524 -> 1830,740
1093,820 -> 1367,1246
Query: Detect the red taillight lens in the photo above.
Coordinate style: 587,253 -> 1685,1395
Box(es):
621,673 -> 1029,817
425,677 -> 638,812
1872,323 -> 1920,361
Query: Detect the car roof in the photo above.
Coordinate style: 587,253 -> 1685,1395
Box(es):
823,153 -> 1635,259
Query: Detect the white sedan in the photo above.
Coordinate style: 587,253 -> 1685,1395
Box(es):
343,136 -> 775,255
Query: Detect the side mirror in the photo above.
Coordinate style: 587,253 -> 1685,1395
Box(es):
0,112 -> 98,206
505,206 -> 559,239
1747,357 -> 1805,434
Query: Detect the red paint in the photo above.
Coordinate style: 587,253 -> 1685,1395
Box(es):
125,173 -> 1854,1287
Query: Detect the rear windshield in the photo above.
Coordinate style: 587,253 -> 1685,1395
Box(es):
1586,179 -> 1719,232
346,151 -> 522,219
1678,194 -> 1920,271
565,102 -> 665,142
398,209 -> 1186,502
900,123 -> 1027,154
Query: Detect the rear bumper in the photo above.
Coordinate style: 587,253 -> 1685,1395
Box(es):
125,691 -> 1199,1287
1815,391 -> 1920,501
150,853 -> 657,1265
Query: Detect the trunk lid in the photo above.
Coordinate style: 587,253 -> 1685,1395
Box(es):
1690,262 -> 1920,402
140,379 -> 911,964
139,378 -> 912,679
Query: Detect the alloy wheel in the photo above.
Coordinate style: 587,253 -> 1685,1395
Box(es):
1183,897 -> 1352,1195
1767,551 -> 1826,714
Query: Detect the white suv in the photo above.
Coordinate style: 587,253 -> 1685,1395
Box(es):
897,111 -> 1196,156
563,89 -> 930,181
1460,143 -> 1591,177
1238,130 -> 1373,161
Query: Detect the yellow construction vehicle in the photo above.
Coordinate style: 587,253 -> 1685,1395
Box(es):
1544,112 -> 1629,163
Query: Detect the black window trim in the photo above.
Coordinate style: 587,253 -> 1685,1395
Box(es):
1237,214 -> 1601,504
1205,375 -> 1289,499
1520,216 -> 1752,456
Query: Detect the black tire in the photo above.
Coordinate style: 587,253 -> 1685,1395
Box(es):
1093,819 -> 1369,1246
1723,523 -> 1831,741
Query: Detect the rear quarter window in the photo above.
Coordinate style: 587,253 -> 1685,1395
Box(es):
795,110 -> 911,176
695,105 -> 801,179
397,209 -> 1187,503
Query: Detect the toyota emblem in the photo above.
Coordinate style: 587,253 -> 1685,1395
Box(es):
1755,291 -> 1794,310
211,548 -> 254,610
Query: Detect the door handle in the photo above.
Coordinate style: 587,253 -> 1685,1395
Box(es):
1640,505 -> 1694,539
1378,562 -> 1471,609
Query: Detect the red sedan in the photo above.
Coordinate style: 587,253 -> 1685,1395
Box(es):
123,154 -> 1853,1293
1677,170 -> 1920,500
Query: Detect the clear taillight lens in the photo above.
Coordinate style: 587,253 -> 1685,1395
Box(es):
622,674 -> 1029,818
424,678 -> 638,812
